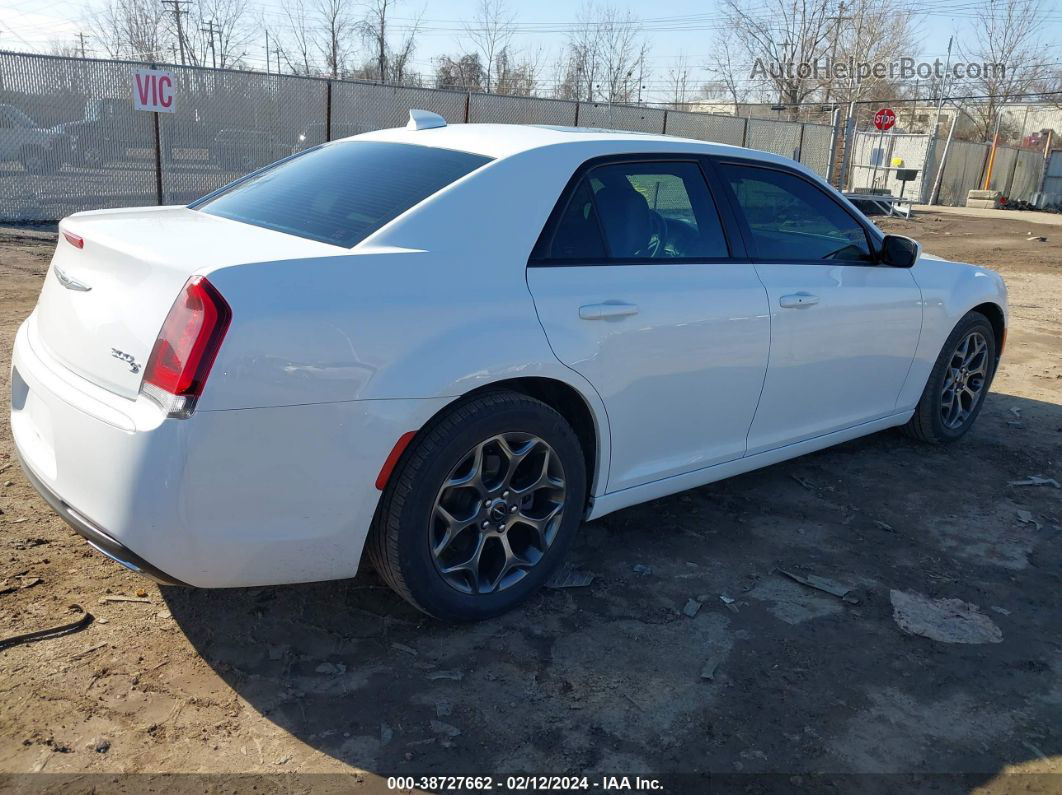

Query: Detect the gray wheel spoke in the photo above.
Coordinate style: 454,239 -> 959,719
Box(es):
940,330 -> 990,430
431,430 -> 568,595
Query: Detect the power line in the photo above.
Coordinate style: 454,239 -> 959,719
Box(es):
161,0 -> 190,65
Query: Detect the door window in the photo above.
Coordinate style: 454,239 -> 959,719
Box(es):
540,160 -> 729,262
721,163 -> 872,262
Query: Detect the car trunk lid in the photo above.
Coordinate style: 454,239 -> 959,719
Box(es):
35,205 -> 344,400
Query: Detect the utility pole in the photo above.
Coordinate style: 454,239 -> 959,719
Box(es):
78,32 -> 88,58
265,29 -> 270,73
201,19 -> 217,69
919,35 -> 953,202
275,45 -> 283,75
823,1 -> 850,106
161,0 -> 190,65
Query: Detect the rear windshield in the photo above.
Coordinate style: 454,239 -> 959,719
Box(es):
194,141 -> 492,247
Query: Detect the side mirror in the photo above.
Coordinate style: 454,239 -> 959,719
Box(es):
879,234 -> 920,268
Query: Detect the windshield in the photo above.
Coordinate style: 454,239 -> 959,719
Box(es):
194,141 -> 493,247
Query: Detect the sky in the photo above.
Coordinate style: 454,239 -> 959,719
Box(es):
1,0 -> 1061,104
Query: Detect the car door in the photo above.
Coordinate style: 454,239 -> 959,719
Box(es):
526,157 -> 771,493
714,159 -> 922,455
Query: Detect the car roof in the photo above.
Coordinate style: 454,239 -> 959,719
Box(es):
349,122 -> 809,173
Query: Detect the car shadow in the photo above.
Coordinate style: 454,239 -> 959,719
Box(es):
161,390 -> 1062,783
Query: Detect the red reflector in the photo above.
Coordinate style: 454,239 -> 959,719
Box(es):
63,231 -> 84,249
376,431 -> 417,490
143,276 -> 231,401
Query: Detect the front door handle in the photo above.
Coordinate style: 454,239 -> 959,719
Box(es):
779,293 -> 820,309
579,302 -> 640,320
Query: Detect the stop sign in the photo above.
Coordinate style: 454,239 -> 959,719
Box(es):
874,108 -> 896,131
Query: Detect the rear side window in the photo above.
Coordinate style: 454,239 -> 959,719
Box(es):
549,179 -> 607,259
589,162 -> 728,259
539,160 -> 729,262
721,162 -> 872,262
195,141 -> 492,247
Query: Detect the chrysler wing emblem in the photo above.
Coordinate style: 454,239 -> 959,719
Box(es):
54,265 -> 92,292
111,348 -> 140,374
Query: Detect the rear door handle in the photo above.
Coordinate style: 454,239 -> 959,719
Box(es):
579,302 -> 640,320
779,293 -> 819,309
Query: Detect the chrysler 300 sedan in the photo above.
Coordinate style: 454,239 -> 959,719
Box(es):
11,111 -> 1007,620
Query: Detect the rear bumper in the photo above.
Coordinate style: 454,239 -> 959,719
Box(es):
10,315 -> 451,588
16,449 -> 187,586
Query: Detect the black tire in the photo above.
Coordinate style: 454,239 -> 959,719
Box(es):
904,311 -> 997,443
367,390 -> 587,621
20,145 -> 59,175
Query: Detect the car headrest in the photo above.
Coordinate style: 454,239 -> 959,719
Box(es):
595,185 -> 651,258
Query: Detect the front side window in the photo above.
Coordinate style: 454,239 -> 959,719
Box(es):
196,141 -> 492,247
541,160 -> 729,262
721,162 -> 872,262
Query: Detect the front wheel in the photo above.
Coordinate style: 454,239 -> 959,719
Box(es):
904,311 -> 998,443
367,390 -> 587,621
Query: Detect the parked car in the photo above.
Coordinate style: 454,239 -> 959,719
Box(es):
11,113 -> 1008,621
0,104 -> 66,174
211,129 -> 293,173
55,98 -> 197,167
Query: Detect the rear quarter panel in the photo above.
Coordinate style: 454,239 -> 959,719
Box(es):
196,144 -> 615,492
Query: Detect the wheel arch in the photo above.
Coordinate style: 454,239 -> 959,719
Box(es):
383,376 -> 607,512
970,301 -> 1006,359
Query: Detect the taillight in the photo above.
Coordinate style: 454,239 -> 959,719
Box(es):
62,230 -> 84,249
140,276 -> 231,418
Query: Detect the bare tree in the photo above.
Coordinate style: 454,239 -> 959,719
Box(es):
703,34 -> 753,112
829,0 -> 917,113
86,0 -> 167,61
554,2 -> 649,104
722,0 -> 833,116
185,0 -> 255,68
313,0 -> 356,78
464,0 -> 515,93
279,0 -> 318,75
434,53 -> 486,91
958,0 -> 1053,141
553,7 -> 599,101
493,46 -> 540,95
666,54 -> 692,109
356,0 -> 421,84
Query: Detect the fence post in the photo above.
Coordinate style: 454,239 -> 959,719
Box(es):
152,110 -> 163,206
929,115 -> 957,206
838,117 -> 856,192
796,122 -> 805,163
741,117 -> 749,148
662,109 -> 668,135
826,108 -> 840,186
574,102 -> 580,127
325,80 -> 333,141
464,91 -> 471,123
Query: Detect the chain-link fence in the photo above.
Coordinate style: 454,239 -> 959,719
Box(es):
0,50 -> 841,222
844,126 -> 1046,206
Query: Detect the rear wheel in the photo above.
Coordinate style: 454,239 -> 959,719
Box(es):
904,311 -> 997,443
368,390 -> 587,621
20,145 -> 59,175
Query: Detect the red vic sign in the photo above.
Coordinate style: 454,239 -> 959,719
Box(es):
874,107 -> 896,131
133,68 -> 175,113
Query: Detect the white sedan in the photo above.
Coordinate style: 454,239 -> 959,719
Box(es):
10,112 -> 1007,621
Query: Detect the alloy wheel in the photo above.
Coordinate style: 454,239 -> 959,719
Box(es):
430,432 -> 566,595
940,330 -> 989,430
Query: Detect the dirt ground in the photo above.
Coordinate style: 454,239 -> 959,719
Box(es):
0,211 -> 1059,794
